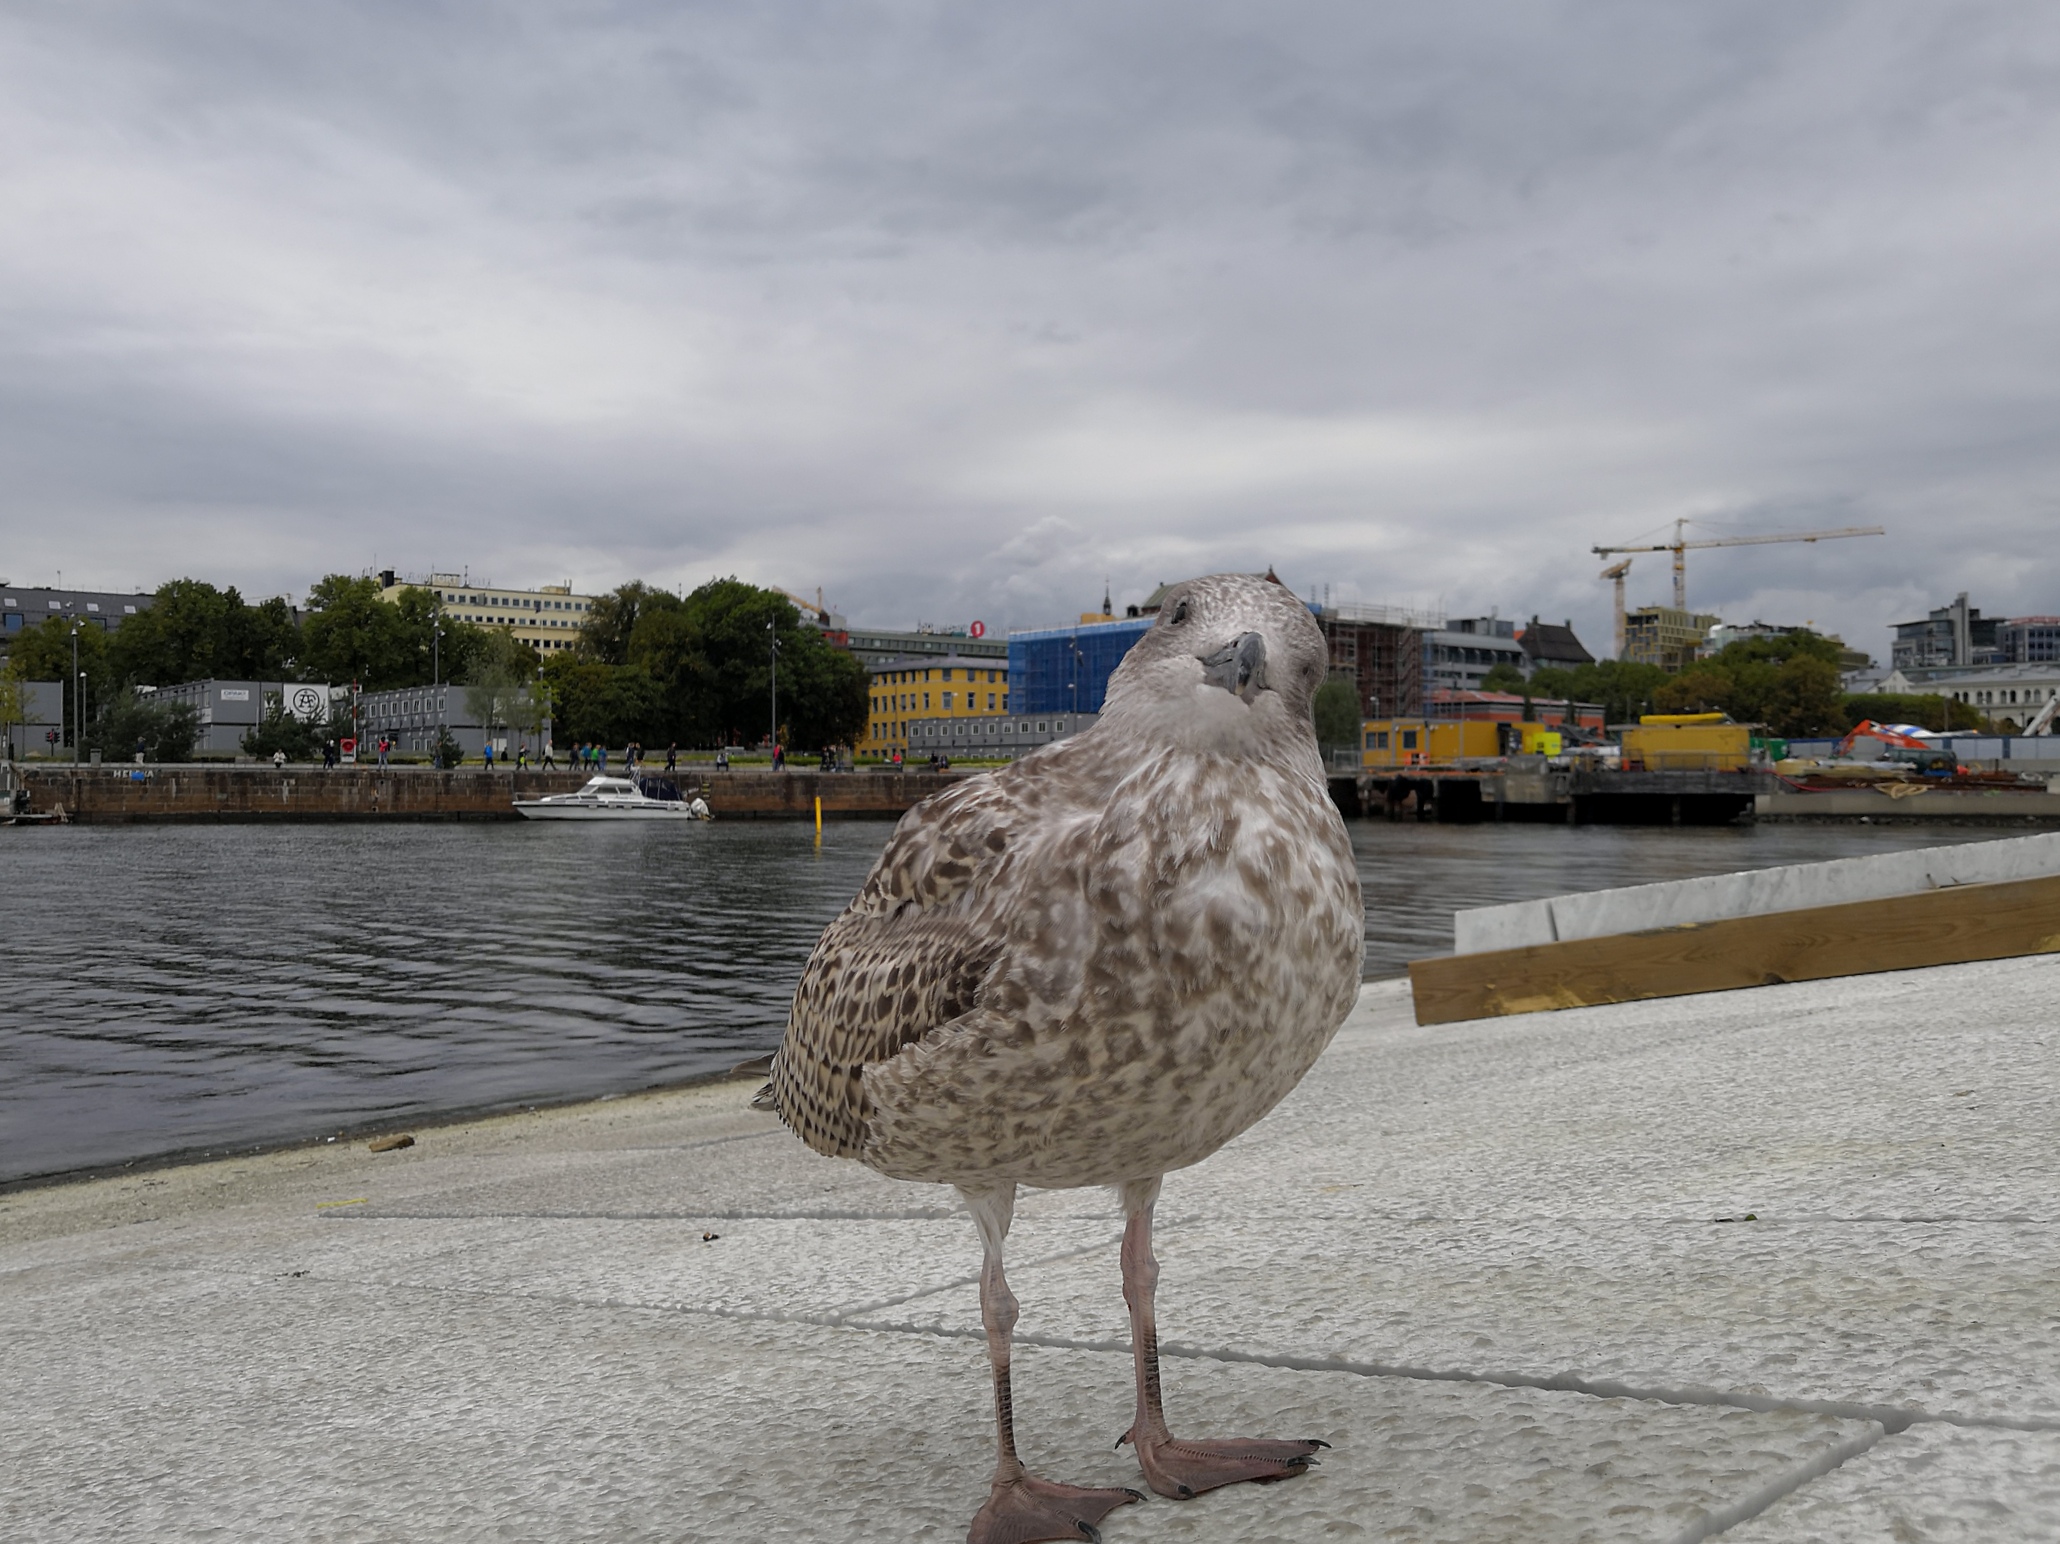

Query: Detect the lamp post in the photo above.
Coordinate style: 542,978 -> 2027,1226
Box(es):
431,615 -> 448,766
768,618 -> 780,754
68,608 -> 81,767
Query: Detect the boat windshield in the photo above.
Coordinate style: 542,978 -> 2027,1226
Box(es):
579,777 -> 641,796
635,776 -> 684,802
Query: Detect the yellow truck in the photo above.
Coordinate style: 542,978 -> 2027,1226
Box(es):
1362,719 -> 1562,768
1619,713 -> 1751,771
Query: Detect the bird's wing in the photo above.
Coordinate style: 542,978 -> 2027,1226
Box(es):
767,758 -> 1099,1160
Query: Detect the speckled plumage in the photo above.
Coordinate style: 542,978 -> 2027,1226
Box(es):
766,572 -> 1363,1191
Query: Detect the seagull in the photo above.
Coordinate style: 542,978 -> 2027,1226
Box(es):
762,572 -> 1364,1543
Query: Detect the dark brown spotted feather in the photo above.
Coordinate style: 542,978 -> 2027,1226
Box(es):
766,744 -> 1116,1159
765,572 -> 1364,1190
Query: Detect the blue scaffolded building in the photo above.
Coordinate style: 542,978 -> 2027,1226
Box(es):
1008,616 -> 1155,715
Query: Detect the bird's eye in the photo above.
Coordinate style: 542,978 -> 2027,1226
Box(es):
1170,601 -> 1189,625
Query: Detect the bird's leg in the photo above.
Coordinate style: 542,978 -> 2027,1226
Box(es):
1115,1176 -> 1326,1500
961,1183 -> 1141,1544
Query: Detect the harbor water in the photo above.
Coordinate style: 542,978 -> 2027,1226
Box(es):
0,818 -> 2012,1184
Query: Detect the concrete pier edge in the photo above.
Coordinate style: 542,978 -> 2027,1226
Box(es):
6,967 -> 2057,1540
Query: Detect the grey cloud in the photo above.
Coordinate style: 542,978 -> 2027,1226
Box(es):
2,2 -> 2057,660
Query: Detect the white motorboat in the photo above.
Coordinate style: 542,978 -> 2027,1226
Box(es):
513,775 -> 712,821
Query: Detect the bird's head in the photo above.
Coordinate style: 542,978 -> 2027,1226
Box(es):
1102,573 -> 1329,755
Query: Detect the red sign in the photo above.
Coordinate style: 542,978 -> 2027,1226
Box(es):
968,620 -> 986,638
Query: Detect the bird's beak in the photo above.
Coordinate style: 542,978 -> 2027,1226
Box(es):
1199,632 -> 1268,703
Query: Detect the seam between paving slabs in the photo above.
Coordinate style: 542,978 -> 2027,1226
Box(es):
1663,1424 -> 1891,1544
227,1256 -> 2060,1439
160,1257 -> 2053,1541
311,1210 -> 2060,1437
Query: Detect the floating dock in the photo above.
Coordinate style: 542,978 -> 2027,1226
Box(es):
1333,765 -> 1772,824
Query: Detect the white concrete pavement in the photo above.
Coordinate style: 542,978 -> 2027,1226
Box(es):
5,961 -> 2059,1542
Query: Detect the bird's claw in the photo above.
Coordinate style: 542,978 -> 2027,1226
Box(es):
1129,1435 -> 1329,1500
967,1473 -> 1141,1544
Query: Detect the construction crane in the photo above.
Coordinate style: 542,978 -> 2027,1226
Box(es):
1598,558 -> 1633,661
776,587 -> 835,624
1593,519 -> 1885,612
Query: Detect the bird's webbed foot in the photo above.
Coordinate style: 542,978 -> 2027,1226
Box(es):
967,1471 -> 1142,1544
1121,1431 -> 1327,1500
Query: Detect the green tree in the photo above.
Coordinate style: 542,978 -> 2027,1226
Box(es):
1762,654 -> 1845,738
580,581 -> 682,666
391,586 -> 486,688
1527,659 -> 1670,725
665,578 -> 868,749
6,614 -> 112,751
1479,662 -> 1528,693
89,692 -> 201,762
1648,630 -> 1852,737
541,658 -> 664,746
300,575 -> 489,689
241,695 -> 326,761
462,628 -> 545,746
1312,678 -> 1362,754
0,672 -> 24,757
300,575 -> 404,687
106,579 -> 294,687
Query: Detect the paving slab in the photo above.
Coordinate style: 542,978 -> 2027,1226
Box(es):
4,957 -> 2058,1541
1722,1424 -> 2060,1544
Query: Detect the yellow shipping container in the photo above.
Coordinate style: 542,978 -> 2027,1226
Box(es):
1361,720 -> 1561,768
1621,713 -> 1750,771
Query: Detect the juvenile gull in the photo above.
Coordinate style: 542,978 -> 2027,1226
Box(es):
763,573 -> 1364,1542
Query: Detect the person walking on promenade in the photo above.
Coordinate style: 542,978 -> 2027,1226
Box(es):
517,744 -> 529,772
541,739 -> 556,770
376,736 -> 389,768
483,741 -> 495,770
772,742 -> 785,771
665,743 -> 677,774
597,744 -> 608,774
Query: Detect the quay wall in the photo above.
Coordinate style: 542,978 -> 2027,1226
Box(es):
11,765 -> 964,823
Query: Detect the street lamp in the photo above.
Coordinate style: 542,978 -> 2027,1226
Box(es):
768,618 -> 780,755
66,607 -> 82,767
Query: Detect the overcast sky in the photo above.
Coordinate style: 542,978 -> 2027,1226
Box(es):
4,3 -> 2057,658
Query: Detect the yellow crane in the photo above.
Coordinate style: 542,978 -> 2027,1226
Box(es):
776,587 -> 835,624
1595,519 -> 1885,611
1593,520 -> 1885,658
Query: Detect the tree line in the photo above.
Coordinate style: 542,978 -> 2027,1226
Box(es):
542,579 -> 869,750
2,572 -> 870,757
1483,631 -> 1984,738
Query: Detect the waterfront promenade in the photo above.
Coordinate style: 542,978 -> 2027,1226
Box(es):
6,965 -> 2058,1540
9,763 -> 965,822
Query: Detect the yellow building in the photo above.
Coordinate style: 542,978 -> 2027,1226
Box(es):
377,570 -> 596,655
865,653 -> 1010,759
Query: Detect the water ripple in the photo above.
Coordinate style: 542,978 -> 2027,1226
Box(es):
0,814 -> 2004,1183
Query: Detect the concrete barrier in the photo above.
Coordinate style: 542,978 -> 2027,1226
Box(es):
1454,829 -> 2060,954
1757,788 -> 2060,822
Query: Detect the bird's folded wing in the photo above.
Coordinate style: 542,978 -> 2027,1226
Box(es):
769,771 -> 1074,1159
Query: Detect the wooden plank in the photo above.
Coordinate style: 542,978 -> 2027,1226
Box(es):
1408,872 -> 2060,1026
